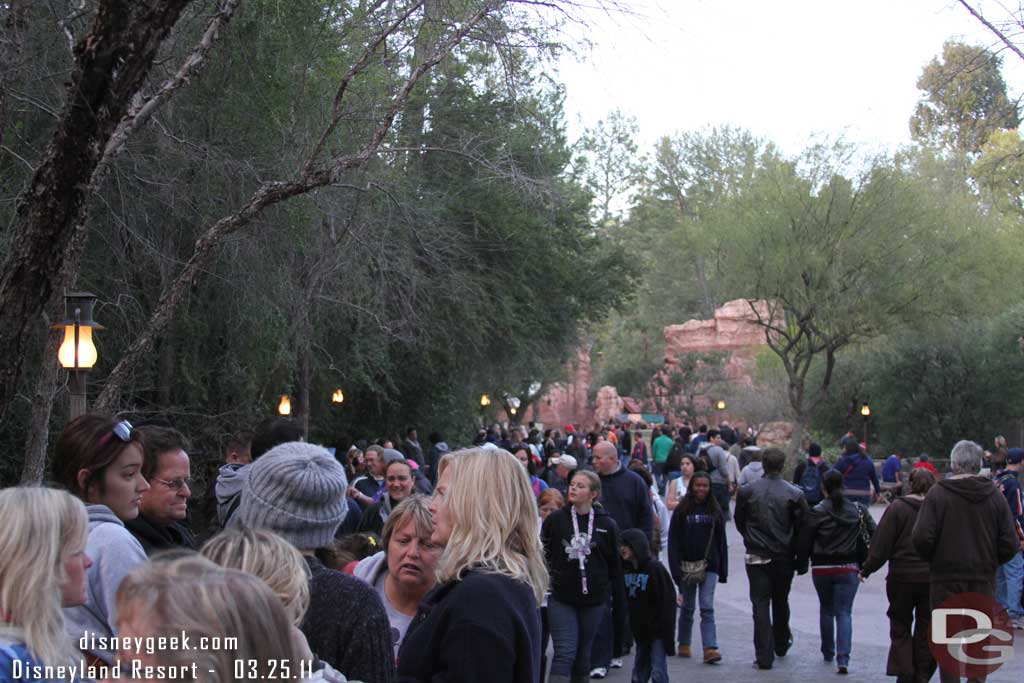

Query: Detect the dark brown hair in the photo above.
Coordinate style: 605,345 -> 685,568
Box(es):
53,414 -> 146,500
136,425 -> 190,479
909,467 -> 937,495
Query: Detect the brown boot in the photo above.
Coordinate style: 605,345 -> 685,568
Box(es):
677,644 -> 691,658
703,647 -> 722,664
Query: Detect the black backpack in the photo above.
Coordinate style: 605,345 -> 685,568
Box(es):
799,460 -> 824,505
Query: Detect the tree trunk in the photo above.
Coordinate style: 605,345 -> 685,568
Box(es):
295,336 -> 311,440
157,334 -> 175,407
692,248 -> 715,319
0,0 -> 29,153
0,0 -> 194,424
20,334 -> 62,484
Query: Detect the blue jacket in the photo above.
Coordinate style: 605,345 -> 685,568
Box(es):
832,452 -> 880,495
598,467 -> 654,541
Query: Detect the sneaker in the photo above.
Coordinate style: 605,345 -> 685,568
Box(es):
589,668 -> 607,679
837,665 -> 849,675
677,645 -> 691,658
775,636 -> 793,658
1013,616 -> 1024,630
609,659 -> 623,669
752,661 -> 772,670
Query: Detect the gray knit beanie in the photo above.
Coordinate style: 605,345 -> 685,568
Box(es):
382,448 -> 406,464
234,441 -> 348,550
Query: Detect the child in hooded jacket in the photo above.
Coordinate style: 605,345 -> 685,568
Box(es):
619,529 -> 675,683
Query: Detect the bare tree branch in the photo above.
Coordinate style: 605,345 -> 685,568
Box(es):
957,0 -> 1024,63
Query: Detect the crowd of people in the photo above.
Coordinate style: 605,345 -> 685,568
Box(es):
0,414 -> 1022,683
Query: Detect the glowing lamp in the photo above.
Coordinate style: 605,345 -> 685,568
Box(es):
332,389 -> 345,404
861,403 -> 871,417
278,395 -> 292,416
480,394 -> 491,407
715,399 -> 726,411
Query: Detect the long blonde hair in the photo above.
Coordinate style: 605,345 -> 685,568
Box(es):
435,448 -> 549,604
200,528 -> 311,626
0,487 -> 88,666
116,555 -> 299,682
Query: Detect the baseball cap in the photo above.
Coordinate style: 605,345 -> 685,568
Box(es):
550,454 -> 578,469
1007,448 -> 1024,465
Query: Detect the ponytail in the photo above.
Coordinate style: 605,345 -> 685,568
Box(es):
822,469 -> 845,511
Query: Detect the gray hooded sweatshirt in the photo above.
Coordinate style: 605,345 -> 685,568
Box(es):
353,551 -> 411,656
215,462 -> 250,527
64,505 -> 147,663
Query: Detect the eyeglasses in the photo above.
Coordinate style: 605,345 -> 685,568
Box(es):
153,477 -> 192,491
98,420 -> 133,447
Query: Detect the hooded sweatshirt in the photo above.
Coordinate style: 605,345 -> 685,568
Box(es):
861,495 -> 930,582
215,462 -> 250,527
832,449 -> 880,496
354,551 -> 413,658
64,505 -> 148,663
620,529 -> 676,653
912,476 -> 1019,582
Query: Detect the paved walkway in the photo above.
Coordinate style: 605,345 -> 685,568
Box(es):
566,504 -> 1024,683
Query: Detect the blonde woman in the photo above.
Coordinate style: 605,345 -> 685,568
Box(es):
114,555 -> 345,682
397,448 -> 548,683
0,488 -> 91,680
201,528 -> 314,660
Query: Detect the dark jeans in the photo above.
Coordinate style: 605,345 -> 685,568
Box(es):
630,639 -> 668,683
930,579 -> 996,683
548,598 -> 604,679
812,571 -> 859,667
589,596 -> 613,669
711,483 -> 731,520
746,559 -> 795,668
886,579 -> 936,683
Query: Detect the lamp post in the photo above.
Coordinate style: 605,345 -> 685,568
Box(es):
860,402 -> 871,446
52,292 -> 103,420
331,389 -> 345,405
278,395 -> 292,416
479,393 -> 490,426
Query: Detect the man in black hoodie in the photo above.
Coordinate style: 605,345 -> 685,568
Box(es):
912,439 -> 1019,683
620,529 -> 675,683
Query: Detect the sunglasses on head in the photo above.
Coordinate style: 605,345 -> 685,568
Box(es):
98,420 -> 133,447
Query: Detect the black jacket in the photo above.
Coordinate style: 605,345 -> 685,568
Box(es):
620,529 -> 675,652
735,473 -> 808,560
667,500 -> 728,584
397,570 -> 540,683
125,513 -> 196,556
796,498 -> 876,569
542,506 -> 623,607
912,475 -> 1019,582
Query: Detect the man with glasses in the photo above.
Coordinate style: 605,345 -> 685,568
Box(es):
127,425 -> 197,555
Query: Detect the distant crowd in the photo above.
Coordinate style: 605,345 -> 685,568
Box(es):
0,414 -> 1021,683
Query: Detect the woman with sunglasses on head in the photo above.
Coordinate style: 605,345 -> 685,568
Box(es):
0,488 -> 92,682
51,414 -> 150,665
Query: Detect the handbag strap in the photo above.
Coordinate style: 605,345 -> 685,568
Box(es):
701,516 -> 716,561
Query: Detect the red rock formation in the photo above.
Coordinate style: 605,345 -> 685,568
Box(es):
526,348 -> 594,429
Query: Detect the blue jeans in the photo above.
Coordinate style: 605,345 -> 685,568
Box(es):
547,598 -> 604,678
813,572 -> 860,667
996,550 -> 1024,619
630,639 -> 668,683
677,571 -> 718,649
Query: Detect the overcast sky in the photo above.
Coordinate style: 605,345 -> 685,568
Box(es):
554,0 -> 1024,156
